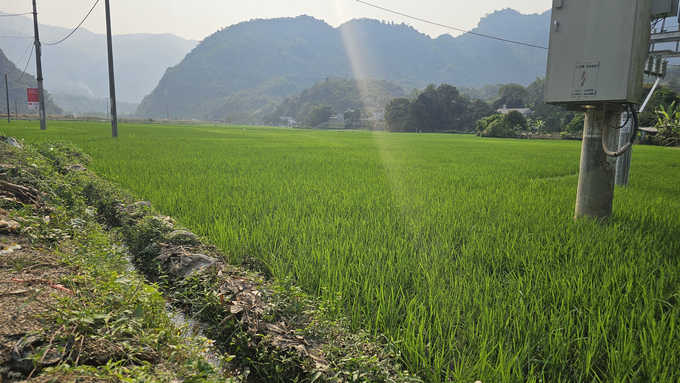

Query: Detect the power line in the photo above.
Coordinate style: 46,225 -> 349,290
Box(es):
43,0 -> 100,46
13,39 -> 34,72
11,40 -> 34,82
0,13 -> 32,17
355,0 -> 549,50
0,12 -> 32,17
0,0 -> 23,45
4,18 -> 30,55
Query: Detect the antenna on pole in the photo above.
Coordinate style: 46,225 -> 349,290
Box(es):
104,0 -> 118,138
31,0 -> 47,131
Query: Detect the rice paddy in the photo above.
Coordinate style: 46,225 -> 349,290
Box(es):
3,120 -> 679,382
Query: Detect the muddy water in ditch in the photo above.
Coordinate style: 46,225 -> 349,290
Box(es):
167,305 -> 222,368
120,247 -> 224,372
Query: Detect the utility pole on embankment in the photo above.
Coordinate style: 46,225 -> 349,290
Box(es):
105,0 -> 118,138
32,0 -> 47,130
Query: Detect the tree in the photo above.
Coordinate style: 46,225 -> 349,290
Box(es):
467,98 -> 496,129
504,110 -> 528,132
409,93 -> 435,132
262,112 -> 281,126
565,112 -> 585,135
478,114 -> 514,137
541,112 -> 563,134
343,110 -> 356,121
305,104 -> 334,127
385,98 -> 411,132
492,83 -> 529,109
526,77 -> 564,121
526,77 -> 545,106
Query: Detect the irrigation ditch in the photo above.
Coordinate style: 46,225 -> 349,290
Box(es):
0,136 -> 421,382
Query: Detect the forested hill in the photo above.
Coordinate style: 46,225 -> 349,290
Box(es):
265,77 -> 406,123
0,50 -> 62,116
136,9 -> 550,120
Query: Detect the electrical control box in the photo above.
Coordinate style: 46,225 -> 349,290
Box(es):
651,0 -> 678,17
544,0 -> 652,107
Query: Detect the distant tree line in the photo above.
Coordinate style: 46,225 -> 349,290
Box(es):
261,74 -> 680,145
262,77 -> 405,127
385,77 -> 680,144
385,84 -> 496,132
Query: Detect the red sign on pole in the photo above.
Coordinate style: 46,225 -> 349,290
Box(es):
27,88 -> 39,110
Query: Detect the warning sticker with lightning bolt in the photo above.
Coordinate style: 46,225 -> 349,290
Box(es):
571,62 -> 599,98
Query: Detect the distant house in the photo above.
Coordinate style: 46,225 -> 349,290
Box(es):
331,108 -> 355,123
496,106 -> 534,117
373,105 -> 385,120
279,116 -> 297,127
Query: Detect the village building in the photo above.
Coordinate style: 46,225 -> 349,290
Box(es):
496,105 -> 534,117
279,117 -> 297,127
373,105 -> 385,121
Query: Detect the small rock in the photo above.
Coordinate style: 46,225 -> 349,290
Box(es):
168,230 -> 199,245
4,137 -> 23,149
0,220 -> 20,234
134,201 -> 152,208
0,244 -> 21,255
168,253 -> 217,279
12,334 -> 41,372
153,215 -> 175,229
64,164 -> 87,172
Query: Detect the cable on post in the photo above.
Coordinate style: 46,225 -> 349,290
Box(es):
602,103 -> 639,157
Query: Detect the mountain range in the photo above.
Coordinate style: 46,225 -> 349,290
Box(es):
136,9 -> 551,120
0,12 -> 197,104
0,49 -> 61,115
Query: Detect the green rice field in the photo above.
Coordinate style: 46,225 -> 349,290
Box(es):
3,120 -> 679,382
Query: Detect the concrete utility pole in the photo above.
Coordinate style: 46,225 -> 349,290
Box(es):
5,74 -> 10,123
14,101 -> 17,120
105,98 -> 110,120
615,113 -> 633,186
166,104 -> 169,120
105,0 -> 118,137
574,108 -> 620,220
31,0 -> 46,130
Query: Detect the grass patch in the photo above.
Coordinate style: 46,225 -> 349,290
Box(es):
2,121 -> 679,381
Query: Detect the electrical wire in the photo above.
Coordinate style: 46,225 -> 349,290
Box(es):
0,12 -> 32,17
609,107 -> 630,129
14,43 -> 34,82
602,104 -> 638,157
0,0 -> 23,45
355,0 -> 548,50
12,39 -> 34,76
43,0 -> 100,46
4,17 -> 30,55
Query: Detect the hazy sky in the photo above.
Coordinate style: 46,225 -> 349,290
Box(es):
0,0 -> 550,41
